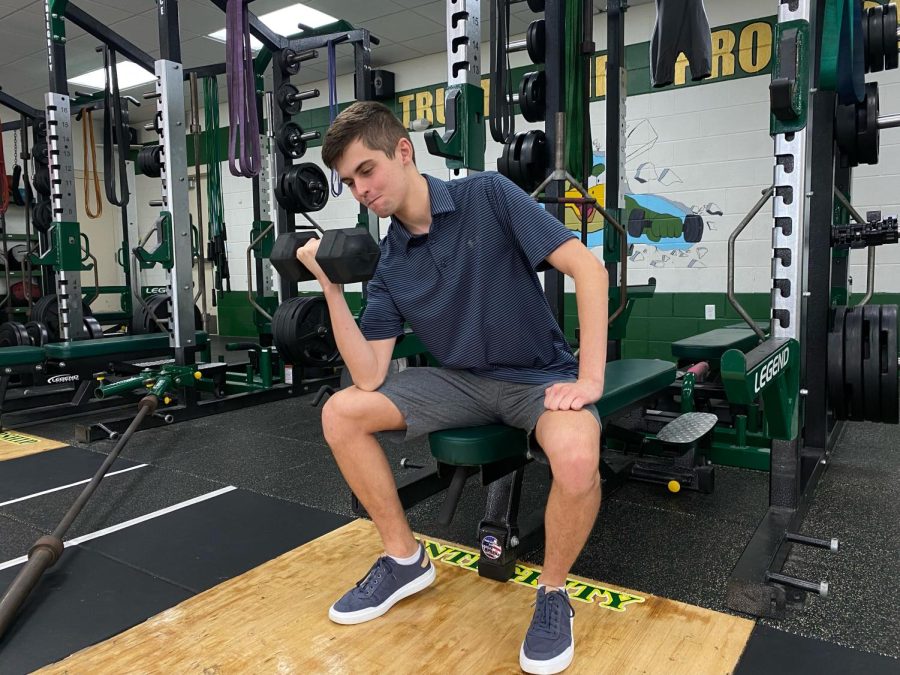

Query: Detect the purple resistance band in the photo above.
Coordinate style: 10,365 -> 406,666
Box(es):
225,0 -> 261,177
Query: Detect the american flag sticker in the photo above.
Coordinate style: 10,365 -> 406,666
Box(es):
481,535 -> 503,560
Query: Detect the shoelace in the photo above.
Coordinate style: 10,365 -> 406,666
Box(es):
354,557 -> 397,597
529,589 -> 575,639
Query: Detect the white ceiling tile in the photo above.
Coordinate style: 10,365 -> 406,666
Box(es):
371,42 -> 421,68
363,10 -> 444,45
402,30 -> 447,57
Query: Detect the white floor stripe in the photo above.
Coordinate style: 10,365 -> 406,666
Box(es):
0,486 -> 237,571
0,464 -> 150,508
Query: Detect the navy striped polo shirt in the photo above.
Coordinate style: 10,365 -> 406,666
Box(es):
360,172 -> 578,384
360,171 -> 579,385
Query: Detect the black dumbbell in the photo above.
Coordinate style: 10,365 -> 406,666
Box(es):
270,228 -> 381,284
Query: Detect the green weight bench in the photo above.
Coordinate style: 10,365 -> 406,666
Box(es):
671,327 -> 762,365
0,332 -> 210,419
417,358 -> 677,581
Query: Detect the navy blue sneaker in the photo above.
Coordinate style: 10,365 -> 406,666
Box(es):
520,587 -> 575,674
329,543 -> 436,624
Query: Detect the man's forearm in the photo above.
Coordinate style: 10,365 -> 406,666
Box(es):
321,284 -> 379,386
572,262 -> 609,387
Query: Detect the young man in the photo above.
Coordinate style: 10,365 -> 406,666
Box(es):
297,101 -> 608,674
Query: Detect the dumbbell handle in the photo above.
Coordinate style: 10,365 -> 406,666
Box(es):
507,38 -> 527,53
879,113 -> 900,130
286,88 -> 320,103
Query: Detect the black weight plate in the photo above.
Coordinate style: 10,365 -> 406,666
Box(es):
295,164 -> 329,212
277,82 -> 302,116
526,0 -> 544,11
868,4 -> 884,73
24,320 -> 50,346
296,296 -> 339,367
83,315 -> 104,340
863,304 -> 882,421
32,142 -> 48,165
863,3 -> 871,73
519,71 -> 545,122
32,167 -> 51,196
880,304 -> 898,423
276,122 -> 307,159
859,82 -> 880,166
0,321 -> 29,347
276,48 -> 301,76
135,293 -> 202,334
884,3 -> 898,70
498,140 -> 514,182
829,306 -> 848,420
33,199 -> 52,232
844,306 -> 864,420
526,20 -> 545,64
31,295 -> 94,341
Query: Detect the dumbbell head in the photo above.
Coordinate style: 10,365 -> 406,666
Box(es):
269,231 -> 320,283
317,229 -> 381,284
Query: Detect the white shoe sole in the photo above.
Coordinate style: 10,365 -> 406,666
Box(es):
328,563 -> 436,625
519,615 -> 575,674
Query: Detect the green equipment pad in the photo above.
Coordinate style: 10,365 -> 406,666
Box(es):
429,358 -> 677,466
44,332 -> 209,361
0,346 -> 46,368
671,328 -> 761,361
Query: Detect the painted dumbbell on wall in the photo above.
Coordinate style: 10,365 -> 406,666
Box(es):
627,208 -> 704,243
269,229 -> 381,285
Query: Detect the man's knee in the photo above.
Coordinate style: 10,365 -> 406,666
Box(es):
321,386 -> 405,442
539,413 -> 601,494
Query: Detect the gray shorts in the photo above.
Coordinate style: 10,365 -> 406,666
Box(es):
376,367 -> 601,443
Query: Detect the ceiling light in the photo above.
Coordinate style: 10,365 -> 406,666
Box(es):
207,3 -> 339,50
68,61 -> 155,91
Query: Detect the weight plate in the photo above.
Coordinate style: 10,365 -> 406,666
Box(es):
497,139 -> 514,184
276,48 -> 301,76
30,295 -> 94,341
844,306 -> 864,420
31,142 -> 48,165
859,82 -> 880,166
33,199 -> 53,232
519,71 -> 545,123
880,304 -> 898,423
276,122 -> 308,159
32,167 -> 51,196
134,293 -> 202,334
867,4 -> 884,73
862,2 -> 871,73
83,315 -> 104,340
272,296 -> 340,367
0,321 -> 29,347
526,19 -> 545,65
884,3 -> 899,70
863,304 -> 882,421
526,0 -> 544,11
829,306 -> 848,420
24,320 -> 50,346
277,82 -> 302,116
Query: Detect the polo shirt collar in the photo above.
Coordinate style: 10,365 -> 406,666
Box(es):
389,174 -> 456,248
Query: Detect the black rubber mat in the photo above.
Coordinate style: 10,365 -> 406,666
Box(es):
0,547 -> 192,674
0,445 -> 140,504
735,624 -> 900,674
0,489 -> 350,673
84,488 -> 350,592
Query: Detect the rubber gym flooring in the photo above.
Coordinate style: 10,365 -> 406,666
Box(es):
0,393 -> 897,673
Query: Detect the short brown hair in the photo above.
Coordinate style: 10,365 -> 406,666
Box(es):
321,101 -> 414,169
